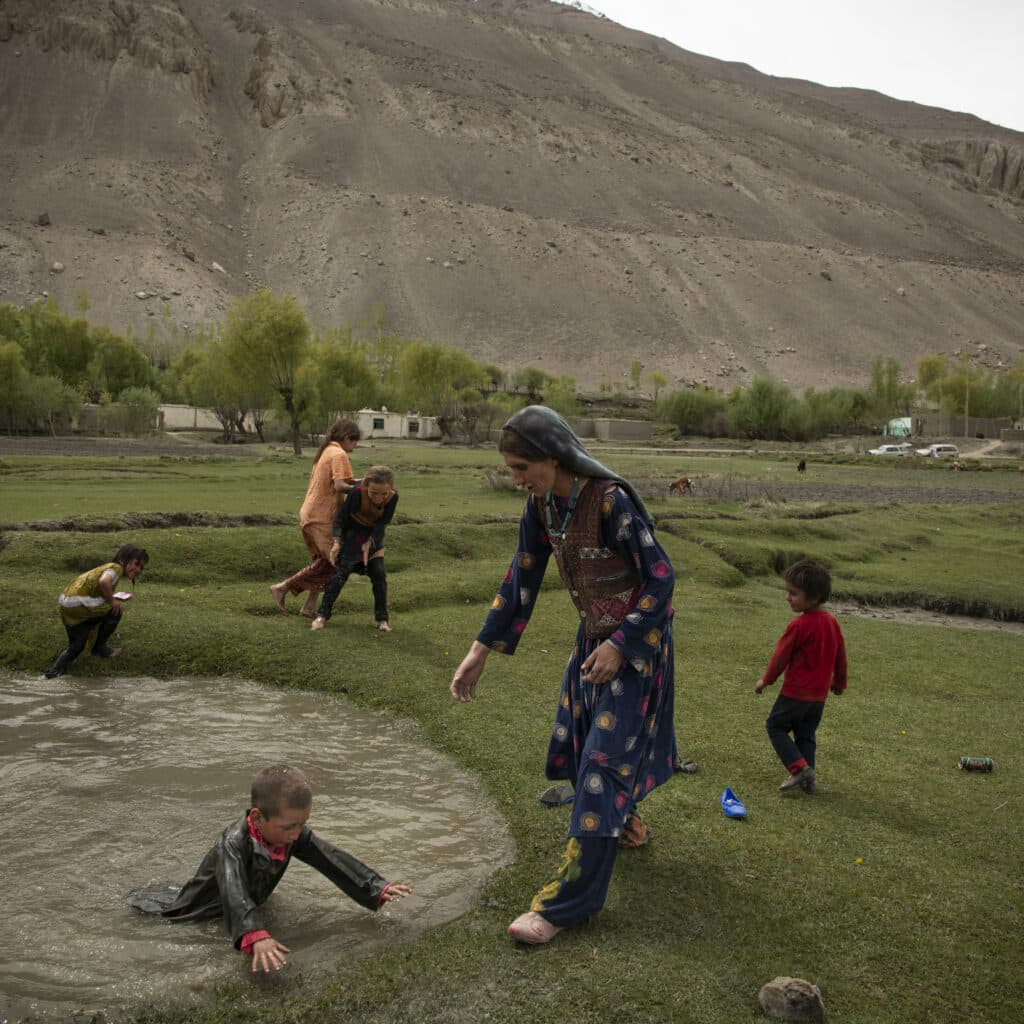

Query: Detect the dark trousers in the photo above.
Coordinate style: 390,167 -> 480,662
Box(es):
318,557 -> 388,622
531,836 -> 619,928
766,694 -> 825,770
46,613 -> 120,677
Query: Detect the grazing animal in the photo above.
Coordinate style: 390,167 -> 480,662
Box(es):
797,460 -> 807,473
669,476 -> 692,495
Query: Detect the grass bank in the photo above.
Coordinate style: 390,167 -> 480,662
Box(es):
1,447 -> 1021,1024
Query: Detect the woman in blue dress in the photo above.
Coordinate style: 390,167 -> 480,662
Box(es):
450,405 -> 677,944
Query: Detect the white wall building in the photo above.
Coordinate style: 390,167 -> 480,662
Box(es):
357,408 -> 442,440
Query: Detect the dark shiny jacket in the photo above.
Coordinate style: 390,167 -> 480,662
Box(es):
161,815 -> 387,948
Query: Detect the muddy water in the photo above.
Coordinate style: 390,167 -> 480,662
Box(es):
0,675 -> 513,1021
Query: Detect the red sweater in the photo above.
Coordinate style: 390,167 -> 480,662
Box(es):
763,609 -> 847,702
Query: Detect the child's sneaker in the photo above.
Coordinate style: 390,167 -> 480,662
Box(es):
779,766 -> 815,792
800,774 -> 817,794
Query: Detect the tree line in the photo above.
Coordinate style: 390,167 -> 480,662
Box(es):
656,355 -> 1024,442
2,292 -> 1021,447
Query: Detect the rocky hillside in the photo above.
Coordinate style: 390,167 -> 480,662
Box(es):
1,0 -> 1022,392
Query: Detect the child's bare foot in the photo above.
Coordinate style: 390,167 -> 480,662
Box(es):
299,595 -> 318,617
310,617 -> 326,631
92,645 -> 122,659
377,621 -> 392,632
269,584 -> 288,612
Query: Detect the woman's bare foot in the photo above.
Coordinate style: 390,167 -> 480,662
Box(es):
507,911 -> 561,945
310,617 -> 327,631
269,584 -> 288,612
300,595 -> 318,618
377,621 -> 392,632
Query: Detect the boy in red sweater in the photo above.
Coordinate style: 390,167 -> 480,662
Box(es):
755,560 -> 847,794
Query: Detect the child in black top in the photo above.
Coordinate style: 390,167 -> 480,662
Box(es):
311,466 -> 398,632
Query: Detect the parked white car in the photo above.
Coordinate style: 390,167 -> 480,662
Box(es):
915,443 -> 959,458
868,443 -> 912,456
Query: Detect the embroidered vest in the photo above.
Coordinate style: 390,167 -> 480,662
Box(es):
536,479 -> 641,640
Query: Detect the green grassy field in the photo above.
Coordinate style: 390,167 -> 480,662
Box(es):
1,444 -> 1021,1024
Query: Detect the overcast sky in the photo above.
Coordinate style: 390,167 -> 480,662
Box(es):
565,1 -> 1024,134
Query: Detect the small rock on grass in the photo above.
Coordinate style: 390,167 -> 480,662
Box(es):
758,976 -> 824,1022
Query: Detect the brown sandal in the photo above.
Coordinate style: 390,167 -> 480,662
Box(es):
618,813 -> 651,849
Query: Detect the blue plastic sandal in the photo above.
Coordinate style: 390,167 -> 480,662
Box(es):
721,786 -> 747,819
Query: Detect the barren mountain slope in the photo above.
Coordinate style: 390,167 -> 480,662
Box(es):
1,0 -> 1022,391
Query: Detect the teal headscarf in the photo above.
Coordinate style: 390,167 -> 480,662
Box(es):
503,405 -> 653,526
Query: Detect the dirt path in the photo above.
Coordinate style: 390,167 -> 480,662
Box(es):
834,603 -> 1024,635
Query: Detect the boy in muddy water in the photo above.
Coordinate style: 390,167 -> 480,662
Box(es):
755,559 -> 848,794
44,544 -> 148,679
128,765 -> 412,973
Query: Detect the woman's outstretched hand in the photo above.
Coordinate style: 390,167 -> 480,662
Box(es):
451,641 -> 489,702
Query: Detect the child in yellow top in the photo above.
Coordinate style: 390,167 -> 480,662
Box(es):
44,543 -> 148,678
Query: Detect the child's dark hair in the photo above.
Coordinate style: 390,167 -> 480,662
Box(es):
114,544 -> 149,568
363,465 -> 394,487
251,765 -> 313,817
784,559 -> 831,604
314,418 -> 361,464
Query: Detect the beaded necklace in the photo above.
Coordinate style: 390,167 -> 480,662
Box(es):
544,476 -> 580,540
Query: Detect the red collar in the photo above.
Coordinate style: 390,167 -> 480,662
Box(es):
246,813 -> 289,861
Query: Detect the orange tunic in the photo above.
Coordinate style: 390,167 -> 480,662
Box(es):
298,444 -> 354,558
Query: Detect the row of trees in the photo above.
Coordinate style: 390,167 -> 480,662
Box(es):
0,293 -> 579,447
657,355 -> 1024,442
2,292 -> 1022,444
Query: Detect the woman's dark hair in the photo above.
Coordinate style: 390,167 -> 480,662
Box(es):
314,418 -> 361,464
498,427 -> 549,462
251,765 -> 313,817
783,559 -> 831,604
113,544 -> 149,568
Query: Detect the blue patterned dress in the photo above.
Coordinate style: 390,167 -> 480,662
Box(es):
477,481 -> 677,841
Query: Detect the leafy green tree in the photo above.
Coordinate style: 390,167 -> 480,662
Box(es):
115,386 -> 161,437
88,327 -> 151,399
0,341 -> 28,432
23,374 -> 80,436
730,377 -> 795,440
657,385 -> 726,437
221,290 -> 311,454
917,355 -> 948,400
868,356 -> 913,420
188,342 -> 249,443
308,334 -> 379,421
480,364 -> 506,393
544,375 -> 579,418
16,299 -> 95,389
0,304 -> 25,345
511,366 -> 548,401
393,342 -> 483,412
648,371 -> 668,402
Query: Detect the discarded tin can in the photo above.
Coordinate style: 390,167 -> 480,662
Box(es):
957,756 -> 994,772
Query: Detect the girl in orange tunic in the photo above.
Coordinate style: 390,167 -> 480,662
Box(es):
270,418 -> 360,616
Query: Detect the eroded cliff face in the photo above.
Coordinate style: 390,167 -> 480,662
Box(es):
1,0 -> 1022,391
0,0 -> 214,97
230,7 -> 355,127
913,140 -> 1024,200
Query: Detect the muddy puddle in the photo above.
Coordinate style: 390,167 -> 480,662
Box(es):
0,675 -> 513,1022
834,604 -> 1024,635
